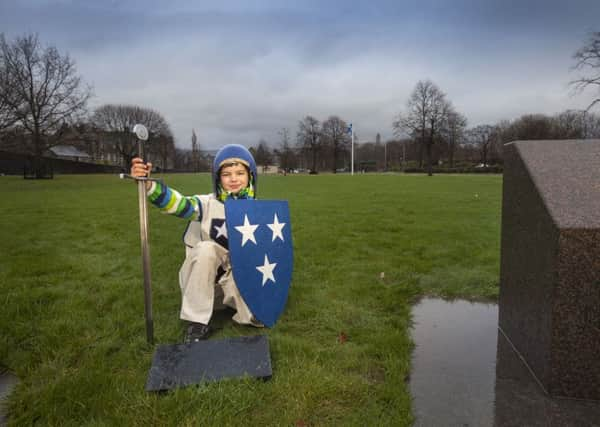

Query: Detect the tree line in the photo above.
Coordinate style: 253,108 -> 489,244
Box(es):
1,31 -> 599,176
0,33 -> 175,176
390,79 -> 600,176
246,30 -> 600,175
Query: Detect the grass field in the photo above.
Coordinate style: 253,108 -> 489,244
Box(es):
0,172 -> 502,425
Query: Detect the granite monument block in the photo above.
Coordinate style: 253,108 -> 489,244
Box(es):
499,139 -> 600,400
146,335 -> 272,392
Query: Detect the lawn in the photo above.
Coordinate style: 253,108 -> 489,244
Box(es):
0,172 -> 502,425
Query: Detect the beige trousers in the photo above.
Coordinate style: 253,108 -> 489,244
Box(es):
178,240 -> 258,326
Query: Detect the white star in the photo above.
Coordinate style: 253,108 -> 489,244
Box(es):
214,222 -> 228,239
267,213 -> 286,242
256,254 -> 277,286
234,214 -> 258,246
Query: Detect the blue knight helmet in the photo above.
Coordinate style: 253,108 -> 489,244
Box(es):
212,144 -> 258,196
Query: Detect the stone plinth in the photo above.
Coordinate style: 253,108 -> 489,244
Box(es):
146,335 -> 272,392
499,139 -> 600,400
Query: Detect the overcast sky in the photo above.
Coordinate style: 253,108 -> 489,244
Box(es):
1,0 -> 599,149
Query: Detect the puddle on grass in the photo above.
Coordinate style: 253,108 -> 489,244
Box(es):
410,298 -> 600,427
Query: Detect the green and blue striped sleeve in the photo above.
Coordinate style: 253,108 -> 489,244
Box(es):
147,181 -> 201,220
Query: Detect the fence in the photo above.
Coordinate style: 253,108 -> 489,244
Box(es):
0,151 -> 123,175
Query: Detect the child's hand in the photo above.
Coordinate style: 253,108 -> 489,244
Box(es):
131,157 -> 153,178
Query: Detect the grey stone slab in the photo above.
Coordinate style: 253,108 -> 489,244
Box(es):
0,369 -> 19,427
499,139 -> 600,400
146,335 -> 272,392
508,139 -> 600,228
495,330 -> 600,427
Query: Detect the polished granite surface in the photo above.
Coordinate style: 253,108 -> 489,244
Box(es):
500,140 -> 600,400
410,298 -> 600,427
146,334 -> 272,392
0,368 -> 19,427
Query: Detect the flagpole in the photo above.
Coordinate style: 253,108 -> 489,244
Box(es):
351,125 -> 354,176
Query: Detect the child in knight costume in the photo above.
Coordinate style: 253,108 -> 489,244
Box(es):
130,144 -> 262,343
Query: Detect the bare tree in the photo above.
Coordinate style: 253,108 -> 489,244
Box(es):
571,31 -> 600,111
275,127 -> 296,173
0,71 -> 15,131
393,80 -> 449,176
297,115 -> 321,173
0,33 -> 92,176
443,107 -> 467,168
584,111 -> 600,137
321,115 -> 350,173
494,110 -> 600,145
393,82 -> 428,168
467,124 -> 498,166
92,104 -> 171,168
551,109 -> 600,139
253,139 -> 273,172
0,42 -> 22,132
551,109 -> 586,138
509,114 -> 554,140
152,127 -> 176,171
174,147 -> 194,171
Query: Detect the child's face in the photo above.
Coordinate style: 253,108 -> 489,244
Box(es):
219,163 -> 249,194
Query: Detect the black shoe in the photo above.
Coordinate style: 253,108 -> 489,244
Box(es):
184,322 -> 211,344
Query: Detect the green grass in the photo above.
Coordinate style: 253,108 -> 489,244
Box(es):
0,172 -> 501,426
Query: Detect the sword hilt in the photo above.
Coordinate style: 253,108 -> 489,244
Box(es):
119,173 -> 164,186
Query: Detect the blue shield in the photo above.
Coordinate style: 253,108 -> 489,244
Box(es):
225,199 -> 293,327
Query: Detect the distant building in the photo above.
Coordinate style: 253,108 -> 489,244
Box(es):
94,143 -> 121,165
48,145 -> 92,162
191,129 -> 200,172
258,165 -> 280,174
83,136 -> 121,166
199,149 -> 219,170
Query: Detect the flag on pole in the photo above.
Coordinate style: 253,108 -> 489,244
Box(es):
348,122 -> 354,175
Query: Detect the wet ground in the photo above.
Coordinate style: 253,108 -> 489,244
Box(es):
410,298 -> 600,427
2,299 -> 599,425
0,367 -> 18,427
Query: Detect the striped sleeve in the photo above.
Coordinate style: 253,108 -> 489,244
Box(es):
147,181 -> 202,220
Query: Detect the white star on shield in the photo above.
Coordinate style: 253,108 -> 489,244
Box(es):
267,213 -> 286,242
256,254 -> 277,286
234,214 -> 259,246
214,221 -> 228,239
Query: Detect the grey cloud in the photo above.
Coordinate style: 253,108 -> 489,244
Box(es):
2,0 -> 600,149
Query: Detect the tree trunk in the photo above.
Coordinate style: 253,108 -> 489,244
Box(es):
33,127 -> 44,178
332,145 -> 338,173
427,122 -> 436,176
426,142 -> 433,176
